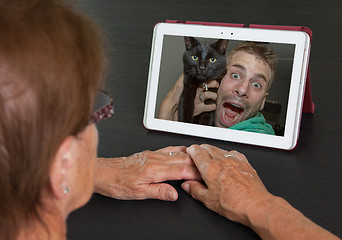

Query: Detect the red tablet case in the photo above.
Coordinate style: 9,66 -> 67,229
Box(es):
164,20 -> 314,114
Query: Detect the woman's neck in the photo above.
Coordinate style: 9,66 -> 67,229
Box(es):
17,205 -> 67,240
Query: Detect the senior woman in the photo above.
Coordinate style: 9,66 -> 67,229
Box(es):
0,0 -> 108,238
0,0 -> 200,239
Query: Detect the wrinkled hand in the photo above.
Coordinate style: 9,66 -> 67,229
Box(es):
94,146 -> 201,201
182,144 -> 273,226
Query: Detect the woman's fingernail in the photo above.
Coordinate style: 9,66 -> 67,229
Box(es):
168,190 -> 176,201
181,183 -> 189,193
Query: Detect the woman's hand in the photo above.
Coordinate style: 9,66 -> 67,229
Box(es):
181,144 -> 273,226
94,146 -> 201,201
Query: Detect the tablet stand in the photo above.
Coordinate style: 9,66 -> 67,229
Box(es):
165,20 -> 315,114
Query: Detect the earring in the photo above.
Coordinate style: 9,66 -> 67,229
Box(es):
64,185 -> 70,195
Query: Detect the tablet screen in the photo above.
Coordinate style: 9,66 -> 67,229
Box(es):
144,23 -> 310,150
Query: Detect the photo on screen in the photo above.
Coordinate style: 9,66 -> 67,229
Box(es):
154,35 -> 295,136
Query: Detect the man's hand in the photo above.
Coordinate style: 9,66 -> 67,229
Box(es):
158,76 -> 219,121
94,146 -> 201,201
158,75 -> 184,121
193,80 -> 219,116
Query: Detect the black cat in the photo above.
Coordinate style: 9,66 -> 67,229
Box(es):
178,36 -> 228,125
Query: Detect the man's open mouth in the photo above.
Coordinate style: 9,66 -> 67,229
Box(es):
219,102 -> 244,127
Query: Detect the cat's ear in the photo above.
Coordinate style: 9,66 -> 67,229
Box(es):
213,39 -> 229,55
184,36 -> 199,50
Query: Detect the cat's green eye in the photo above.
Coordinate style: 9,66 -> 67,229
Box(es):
209,58 -> 217,63
192,55 -> 198,61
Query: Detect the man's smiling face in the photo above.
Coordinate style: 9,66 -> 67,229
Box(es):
215,51 -> 272,128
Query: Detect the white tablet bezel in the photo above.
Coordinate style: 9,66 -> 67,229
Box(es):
144,22 -> 310,150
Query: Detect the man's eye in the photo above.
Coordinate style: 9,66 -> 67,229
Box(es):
232,73 -> 240,79
192,55 -> 198,61
209,58 -> 217,63
252,82 -> 262,88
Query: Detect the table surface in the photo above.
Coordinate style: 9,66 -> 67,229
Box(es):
67,0 -> 342,239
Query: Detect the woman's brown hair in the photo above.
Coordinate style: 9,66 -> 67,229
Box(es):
0,0 -> 107,238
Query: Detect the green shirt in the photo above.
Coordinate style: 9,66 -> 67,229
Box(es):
229,113 -> 275,135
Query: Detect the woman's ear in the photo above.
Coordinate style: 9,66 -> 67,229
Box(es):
49,136 -> 76,199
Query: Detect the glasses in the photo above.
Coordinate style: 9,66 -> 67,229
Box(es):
89,90 -> 114,124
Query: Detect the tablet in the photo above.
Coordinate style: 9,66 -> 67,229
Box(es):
143,22 -> 311,150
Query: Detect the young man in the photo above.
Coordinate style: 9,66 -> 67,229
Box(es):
214,42 -> 277,134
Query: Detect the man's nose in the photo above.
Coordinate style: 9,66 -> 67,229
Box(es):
234,79 -> 249,97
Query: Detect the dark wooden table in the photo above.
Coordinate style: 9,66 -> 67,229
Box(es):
67,0 -> 342,239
